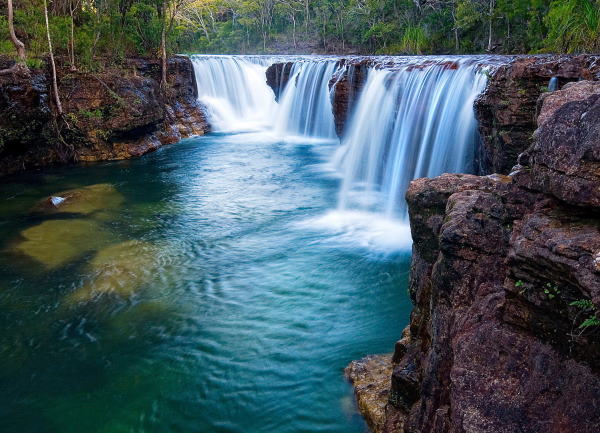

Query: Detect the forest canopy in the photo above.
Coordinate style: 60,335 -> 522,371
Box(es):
1,0 -> 600,69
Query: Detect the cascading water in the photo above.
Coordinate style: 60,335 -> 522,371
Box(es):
191,55 -> 277,131
191,55 -> 338,139
274,61 -> 339,139
189,55 -> 491,250
333,59 -> 489,220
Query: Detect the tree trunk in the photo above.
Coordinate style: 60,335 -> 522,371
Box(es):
69,2 -> 77,71
292,14 -> 296,49
452,4 -> 459,52
160,0 -> 168,92
454,28 -> 459,51
304,0 -> 309,34
7,0 -> 27,64
44,0 -> 63,115
487,0 -> 494,51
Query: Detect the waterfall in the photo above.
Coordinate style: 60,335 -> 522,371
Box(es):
191,55 -> 277,132
189,55 -> 491,249
274,61 -> 338,139
191,55 -> 338,139
333,59 -> 489,220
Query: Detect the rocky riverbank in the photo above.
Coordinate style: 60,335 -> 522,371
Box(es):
0,55 -> 208,176
346,80 -> 600,432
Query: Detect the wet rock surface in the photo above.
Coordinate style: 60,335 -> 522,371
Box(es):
350,81 -> 600,432
265,62 -> 294,101
328,60 -> 369,137
475,55 -> 600,175
345,355 -> 394,433
0,56 -> 209,176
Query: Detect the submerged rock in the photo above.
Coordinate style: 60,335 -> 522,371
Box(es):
35,183 -> 124,215
67,240 -> 157,303
15,219 -> 110,268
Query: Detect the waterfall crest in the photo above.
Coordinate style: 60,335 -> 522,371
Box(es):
333,59 -> 488,220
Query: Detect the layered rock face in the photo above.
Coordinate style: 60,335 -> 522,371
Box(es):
328,59 -> 369,137
475,55 -> 600,174
0,56 -> 208,176
265,62 -> 294,101
348,80 -> 600,433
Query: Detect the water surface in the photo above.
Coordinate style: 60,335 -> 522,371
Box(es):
0,131 -> 411,433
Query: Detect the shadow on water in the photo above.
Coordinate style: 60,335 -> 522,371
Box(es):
0,132 -> 412,433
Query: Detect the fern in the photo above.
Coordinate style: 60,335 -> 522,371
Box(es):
579,316 -> 600,329
570,299 -> 595,310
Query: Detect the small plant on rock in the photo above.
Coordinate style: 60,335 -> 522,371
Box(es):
544,282 -> 561,300
570,299 -> 599,330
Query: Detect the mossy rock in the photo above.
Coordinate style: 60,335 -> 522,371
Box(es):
34,183 -> 124,215
15,219 -> 111,268
67,240 -> 157,303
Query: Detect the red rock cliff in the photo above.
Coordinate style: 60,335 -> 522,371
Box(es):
347,80 -> 600,433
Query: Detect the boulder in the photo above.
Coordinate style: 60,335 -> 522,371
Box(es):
328,60 -> 369,137
515,80 -> 600,208
34,183 -> 124,215
475,55 -> 600,175
67,240 -> 158,303
265,62 -> 294,101
15,219 -> 110,268
345,354 -> 394,433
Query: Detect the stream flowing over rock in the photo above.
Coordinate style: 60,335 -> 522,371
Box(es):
0,56 -> 208,176
347,80 -> 600,433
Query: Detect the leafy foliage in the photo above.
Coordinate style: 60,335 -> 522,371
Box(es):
570,298 -> 599,330
1,0 -> 598,60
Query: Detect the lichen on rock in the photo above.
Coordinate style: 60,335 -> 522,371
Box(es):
345,354 -> 393,433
